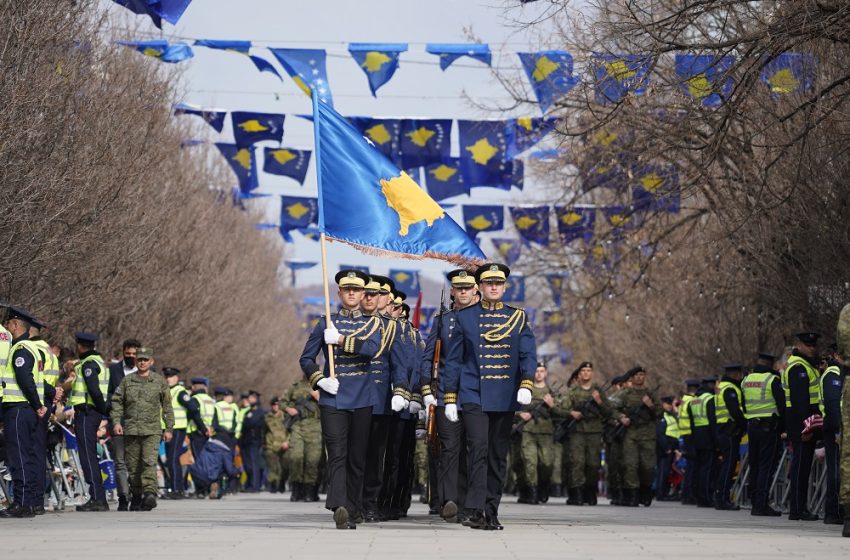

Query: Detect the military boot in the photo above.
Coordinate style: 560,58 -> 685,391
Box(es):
529,485 -> 539,505
306,484 -> 319,502
117,495 -> 129,512
290,482 -> 303,502
129,495 -> 143,511
843,515 -> 850,537
565,487 -> 582,505
538,483 -> 549,503
549,483 -> 563,498
516,485 -> 530,504
584,485 -> 597,506
623,489 -> 639,507
141,493 -> 158,511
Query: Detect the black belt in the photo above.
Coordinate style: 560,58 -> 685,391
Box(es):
748,417 -> 777,423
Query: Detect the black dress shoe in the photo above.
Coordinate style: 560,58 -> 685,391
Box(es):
428,505 -> 440,515
441,500 -> 458,522
486,513 -> 503,530
789,511 -> 819,521
824,514 -> 843,525
117,496 -> 129,511
463,510 -> 486,529
2,505 -> 35,518
351,511 -> 364,524
334,507 -> 351,529
843,519 -> 850,537
715,501 -> 740,511
33,505 -> 46,515
129,495 -> 142,512
364,510 -> 380,523
0,504 -> 22,518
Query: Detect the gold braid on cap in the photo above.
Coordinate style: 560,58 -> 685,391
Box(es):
483,309 -> 525,342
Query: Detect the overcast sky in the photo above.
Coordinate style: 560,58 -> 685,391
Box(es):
102,0 -> 577,293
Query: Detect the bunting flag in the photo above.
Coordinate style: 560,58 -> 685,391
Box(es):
541,309 -> 567,341
424,157 -> 467,201
509,206 -> 550,245
112,0 -> 193,28
580,158 -> 629,191
631,164 -> 681,213
505,117 -> 558,158
462,205 -> 505,240
503,275 -> 526,303
231,112 -> 284,147
193,40 -> 282,79
173,102 -> 227,133
517,51 -> 580,113
215,143 -> 258,191
602,205 -> 636,238
230,188 -> 271,211
524,307 -> 537,330
304,312 -> 322,332
418,306 -> 438,337
117,40 -> 193,63
584,241 -> 616,272
269,48 -> 333,105
675,54 -> 736,107
425,44 -> 492,70
348,43 -> 408,96
593,54 -> 652,104
280,196 -> 319,240
490,237 -> 522,266
545,271 -> 569,306
297,227 -> 321,242
263,148 -> 312,184
313,99 -> 485,263
389,269 -> 421,295
760,53 -> 816,96
554,206 -> 595,244
400,119 -> 452,167
348,117 -> 403,166
181,139 -> 205,148
458,120 -> 513,189
340,264 -> 370,275
255,223 -> 278,230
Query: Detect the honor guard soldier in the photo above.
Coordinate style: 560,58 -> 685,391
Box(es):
299,269 -> 383,529
443,262 -> 537,530
0,307 -> 46,518
742,353 -> 785,516
782,332 -> 822,520
678,378 -> 701,505
714,364 -> 746,510
420,269 -> 476,523
162,367 -> 198,499
64,331 -> 110,511
819,345 -> 844,524
614,366 -> 661,507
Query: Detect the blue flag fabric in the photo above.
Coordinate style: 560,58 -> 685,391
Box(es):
545,272 -> 569,307
231,188 -> 271,210
593,54 -> 652,104
518,51 -> 580,113
506,117 -> 558,158
269,48 -> 333,105
541,310 -> 567,341
304,313 -> 322,332
280,196 -> 319,240
285,261 -> 318,286
263,148 -> 312,184
348,117 -> 403,167
584,242 -> 617,272
193,40 -> 282,80
760,53 -> 816,96
510,206 -> 550,245
118,40 -> 193,63
424,157 -> 467,201
462,205 -> 504,240
231,112 -> 284,147
675,54 -> 736,107
112,0 -> 192,28
389,269 -> 421,296
580,159 -> 629,191
632,164 -> 681,213
601,206 -> 636,239
174,102 -> 226,133
425,44 -> 492,70
348,43 -> 408,96
458,120 -> 513,189
298,227 -> 321,242
555,206 -> 596,244
400,119 -> 452,168
490,238 -> 522,266
313,99 -> 485,263
215,143 -> 258,191
503,275 -> 526,303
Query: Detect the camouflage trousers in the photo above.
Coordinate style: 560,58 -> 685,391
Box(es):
264,448 -> 288,487
606,439 -> 623,491
288,419 -> 323,484
521,432 -> 554,487
839,379 -> 850,506
414,438 -> 428,488
125,434 -> 160,495
622,435 -> 656,490
568,432 -> 602,488
551,441 -> 563,485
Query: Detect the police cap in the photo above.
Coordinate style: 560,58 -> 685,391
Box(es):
214,387 -> 228,396
661,396 -> 674,404
335,269 -> 369,289
7,306 -> 37,326
685,378 -> 701,387
795,332 -> 820,346
191,377 -> 209,386
74,331 -> 99,344
475,262 -> 510,283
240,391 -> 250,400
162,367 -> 181,377
757,352 -> 777,362
701,376 -> 718,384
723,363 -> 743,373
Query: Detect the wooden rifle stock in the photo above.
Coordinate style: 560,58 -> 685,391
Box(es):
426,337 -> 441,454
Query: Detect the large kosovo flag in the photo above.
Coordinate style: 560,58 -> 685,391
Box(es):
313,99 -> 484,264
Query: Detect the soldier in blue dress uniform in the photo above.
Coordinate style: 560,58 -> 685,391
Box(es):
299,269 -> 384,529
442,262 -> 537,530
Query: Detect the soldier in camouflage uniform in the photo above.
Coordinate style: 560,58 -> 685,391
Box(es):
283,378 -> 322,502
110,347 -> 174,512
615,366 -> 661,507
264,397 -> 289,493
557,361 -> 610,505
604,374 -> 628,505
835,303 -> 850,536
515,361 -> 556,504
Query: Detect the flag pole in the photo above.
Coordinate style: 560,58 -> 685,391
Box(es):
312,89 -> 336,379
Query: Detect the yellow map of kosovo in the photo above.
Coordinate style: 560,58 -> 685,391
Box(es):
380,172 -> 445,236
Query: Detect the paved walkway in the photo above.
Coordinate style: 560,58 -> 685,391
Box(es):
2,495 -> 849,559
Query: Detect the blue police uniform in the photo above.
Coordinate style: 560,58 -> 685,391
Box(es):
820,363 -> 843,522
299,305 -> 381,525
784,346 -> 821,520
714,373 -> 746,509
443,297 -> 537,527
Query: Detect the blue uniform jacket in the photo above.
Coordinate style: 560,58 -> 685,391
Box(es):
419,310 -> 462,408
442,301 -> 537,412
299,308 -> 382,410
395,320 -> 421,420
368,313 -> 410,415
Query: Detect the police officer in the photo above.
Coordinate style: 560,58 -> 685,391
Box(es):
443,262 -> 537,530
299,269 -> 383,529
714,364 -> 746,510
655,396 -> 679,501
678,379 -> 701,505
420,269 -> 475,524
615,366 -> 661,507
187,377 -> 215,477
282,378 -> 322,502
214,387 -> 238,450
689,376 -> 717,508
62,331 -> 110,511
819,345 -> 843,524
783,332 -> 821,521
163,367 -> 200,499
0,307 -> 46,518
27,316 -> 60,515
241,390 -> 266,492
742,352 -> 784,516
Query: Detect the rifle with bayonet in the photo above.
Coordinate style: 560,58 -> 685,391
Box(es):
425,287 -> 446,456
552,380 -> 611,443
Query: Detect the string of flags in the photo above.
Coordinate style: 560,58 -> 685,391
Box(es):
122,38 -> 819,112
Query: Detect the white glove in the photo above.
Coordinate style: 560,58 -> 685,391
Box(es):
415,429 -> 426,439
317,377 -> 339,395
418,409 -> 427,421
445,403 -> 459,423
517,388 -> 532,405
409,401 -> 422,415
814,446 -> 826,461
423,394 -> 437,410
324,328 -> 341,345
391,395 -> 407,412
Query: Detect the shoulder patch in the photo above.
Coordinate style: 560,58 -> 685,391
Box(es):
14,356 -> 25,367
799,371 -> 807,378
